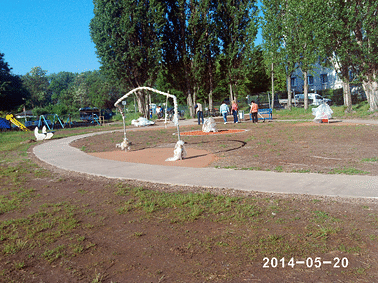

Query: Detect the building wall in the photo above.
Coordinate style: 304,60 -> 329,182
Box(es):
290,64 -> 343,94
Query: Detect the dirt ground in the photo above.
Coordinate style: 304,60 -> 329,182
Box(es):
2,118 -> 378,282
72,119 -> 378,175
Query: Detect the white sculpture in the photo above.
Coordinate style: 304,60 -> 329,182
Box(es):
114,87 -> 183,161
165,140 -> 187,161
34,126 -> 54,141
202,117 -> 218,133
42,126 -> 54,139
116,138 -> 131,151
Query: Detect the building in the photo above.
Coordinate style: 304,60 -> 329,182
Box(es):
289,63 -> 343,94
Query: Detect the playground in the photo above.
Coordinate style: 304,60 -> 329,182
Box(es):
71,119 -> 378,175
2,116 -> 378,282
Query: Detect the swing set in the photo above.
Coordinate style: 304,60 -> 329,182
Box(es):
114,87 -> 185,161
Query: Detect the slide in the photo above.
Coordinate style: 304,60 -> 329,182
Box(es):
6,114 -> 29,131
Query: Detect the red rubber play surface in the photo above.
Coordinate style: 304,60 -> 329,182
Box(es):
180,129 -> 246,136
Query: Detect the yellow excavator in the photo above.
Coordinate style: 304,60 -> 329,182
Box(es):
6,114 -> 29,131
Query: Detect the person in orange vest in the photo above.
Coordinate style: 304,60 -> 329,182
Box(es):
249,100 -> 258,123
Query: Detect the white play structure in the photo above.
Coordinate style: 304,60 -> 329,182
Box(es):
114,87 -> 185,161
34,126 -> 54,141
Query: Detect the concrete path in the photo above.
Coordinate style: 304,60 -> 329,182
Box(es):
33,119 -> 378,199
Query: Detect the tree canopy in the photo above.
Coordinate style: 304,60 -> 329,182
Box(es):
0,52 -> 26,112
90,0 -> 261,116
261,0 -> 378,111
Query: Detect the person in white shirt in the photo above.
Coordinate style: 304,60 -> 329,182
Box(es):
195,101 -> 204,125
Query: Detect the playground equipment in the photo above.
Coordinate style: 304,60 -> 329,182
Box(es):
114,86 -> 185,161
34,126 -> 54,141
0,117 -> 11,130
79,107 -> 102,125
23,114 -> 71,130
6,114 -> 29,131
37,114 -> 65,130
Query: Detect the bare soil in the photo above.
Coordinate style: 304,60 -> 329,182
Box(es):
72,119 -> 378,175
1,119 -> 378,282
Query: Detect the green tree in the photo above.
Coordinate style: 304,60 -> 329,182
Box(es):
0,52 -> 27,111
243,45 -> 270,94
85,70 -> 122,109
215,0 -> 258,102
313,0 -> 357,112
48,71 -> 76,105
21,66 -> 50,108
90,0 -> 165,117
161,0 -> 194,113
350,0 -> 378,111
284,0 -> 320,110
262,0 -> 290,107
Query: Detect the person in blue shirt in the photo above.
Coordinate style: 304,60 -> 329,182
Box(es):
219,101 -> 229,124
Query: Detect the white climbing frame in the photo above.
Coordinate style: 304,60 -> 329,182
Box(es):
114,86 -> 181,142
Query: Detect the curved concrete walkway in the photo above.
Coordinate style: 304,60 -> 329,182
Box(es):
33,121 -> 378,199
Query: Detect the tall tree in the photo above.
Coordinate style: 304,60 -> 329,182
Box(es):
90,0 -> 165,116
187,0 -> 219,115
0,52 -> 26,111
162,0 -> 198,116
243,45 -> 270,94
285,0 -> 320,110
351,0 -> 378,111
314,0 -> 358,112
215,0 -> 258,102
261,0 -> 286,107
48,71 -> 76,105
21,67 -> 50,108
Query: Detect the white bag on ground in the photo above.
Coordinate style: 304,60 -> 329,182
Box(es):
312,103 -> 333,123
131,117 -> 155,127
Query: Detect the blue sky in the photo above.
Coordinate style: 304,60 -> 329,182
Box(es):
1,0 -> 100,75
1,0 -> 262,76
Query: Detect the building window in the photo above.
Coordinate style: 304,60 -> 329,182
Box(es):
308,75 -> 314,85
321,74 -> 328,84
291,77 -> 296,86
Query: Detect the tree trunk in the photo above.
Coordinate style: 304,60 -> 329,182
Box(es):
342,79 -> 352,113
229,83 -> 233,102
208,89 -> 213,112
303,70 -> 308,110
340,65 -> 352,113
271,62 -> 274,109
233,83 -> 238,102
362,76 -> 378,111
187,90 -> 193,117
208,61 -> 213,111
192,87 -> 197,118
136,91 -> 146,117
144,93 -> 149,118
287,74 -> 292,110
